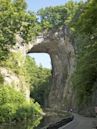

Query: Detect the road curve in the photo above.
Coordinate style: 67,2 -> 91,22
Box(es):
59,113 -> 96,129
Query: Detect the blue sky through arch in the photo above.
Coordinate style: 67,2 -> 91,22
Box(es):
29,53 -> 52,69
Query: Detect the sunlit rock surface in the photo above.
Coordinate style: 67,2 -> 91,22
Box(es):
28,27 -> 75,110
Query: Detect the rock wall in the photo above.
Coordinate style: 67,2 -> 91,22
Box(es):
28,27 -> 75,110
0,67 -> 30,101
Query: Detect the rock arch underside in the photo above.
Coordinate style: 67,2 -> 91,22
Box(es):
28,27 -> 75,110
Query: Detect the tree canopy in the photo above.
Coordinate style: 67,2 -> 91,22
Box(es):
71,0 -> 97,107
38,1 -> 82,31
0,0 -> 40,59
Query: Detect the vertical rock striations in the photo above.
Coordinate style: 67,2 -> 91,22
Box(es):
28,27 -> 75,110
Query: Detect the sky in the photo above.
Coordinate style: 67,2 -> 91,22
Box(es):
26,0 -> 80,68
29,53 -> 52,69
26,0 -> 70,12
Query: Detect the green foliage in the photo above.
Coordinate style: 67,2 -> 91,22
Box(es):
65,0 -> 83,26
0,86 -> 42,123
15,100 -> 42,121
71,0 -> 97,107
76,0 -> 97,35
25,55 -> 52,106
0,52 -> 34,89
38,5 -> 67,30
1,51 -> 26,74
24,55 -> 39,87
0,0 -> 40,59
0,73 -> 4,84
0,103 -> 17,123
38,1 -> 83,31
0,51 -> 50,123
0,86 -> 24,123
0,86 -> 25,105
0,50 -> 51,107
30,66 -> 52,106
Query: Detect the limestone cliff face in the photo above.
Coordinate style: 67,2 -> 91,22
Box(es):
0,67 -> 30,102
28,27 -> 75,110
0,67 -> 30,101
0,67 -> 21,90
0,35 -> 33,101
28,28 -> 97,116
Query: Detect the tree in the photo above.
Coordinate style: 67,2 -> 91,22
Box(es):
71,0 -> 97,107
25,56 -> 52,106
0,0 -> 40,60
38,5 -> 67,30
38,1 -> 82,31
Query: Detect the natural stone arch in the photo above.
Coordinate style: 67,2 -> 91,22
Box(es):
28,28 -> 75,110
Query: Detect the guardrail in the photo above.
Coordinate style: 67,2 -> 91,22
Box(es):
59,115 -> 77,129
47,116 -> 74,129
38,115 -> 74,129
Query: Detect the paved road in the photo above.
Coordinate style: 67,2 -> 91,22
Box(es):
59,113 -> 97,129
